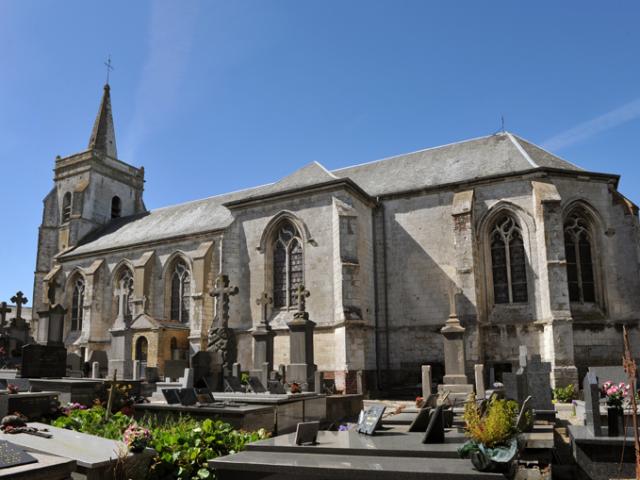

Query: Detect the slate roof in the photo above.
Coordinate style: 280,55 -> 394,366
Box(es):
62,132 -> 593,257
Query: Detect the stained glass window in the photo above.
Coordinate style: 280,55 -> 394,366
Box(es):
272,221 -> 304,308
490,214 -> 528,304
71,277 -> 85,330
170,260 -> 191,323
564,212 -> 596,303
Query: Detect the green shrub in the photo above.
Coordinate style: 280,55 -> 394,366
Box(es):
50,406 -> 268,479
553,384 -> 576,403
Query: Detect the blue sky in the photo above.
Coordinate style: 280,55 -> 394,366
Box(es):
0,1 -> 638,305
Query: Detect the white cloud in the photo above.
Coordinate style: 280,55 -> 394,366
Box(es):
542,97 -> 640,151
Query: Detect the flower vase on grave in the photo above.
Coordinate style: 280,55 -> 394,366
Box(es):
607,406 -> 623,437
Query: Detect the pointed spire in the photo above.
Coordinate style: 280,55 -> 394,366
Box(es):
88,84 -> 118,158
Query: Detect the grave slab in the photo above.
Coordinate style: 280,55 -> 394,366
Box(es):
0,422 -> 153,480
0,451 -> 75,480
210,450 -> 505,480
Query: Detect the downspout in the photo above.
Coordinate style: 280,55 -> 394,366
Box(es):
372,202 -> 381,391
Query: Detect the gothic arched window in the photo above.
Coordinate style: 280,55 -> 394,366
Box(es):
71,276 -> 85,330
170,259 -> 191,323
564,211 -> 596,303
111,196 -> 122,219
273,222 -> 304,308
62,192 -> 72,223
116,268 -> 134,320
490,214 -> 528,304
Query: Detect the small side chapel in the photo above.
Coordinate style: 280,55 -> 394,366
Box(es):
32,84 -> 640,391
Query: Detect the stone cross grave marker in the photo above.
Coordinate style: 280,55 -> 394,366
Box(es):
210,275 -> 238,327
256,292 -> 273,329
113,281 -> 129,322
10,292 -> 27,321
583,371 -> 602,437
294,284 -> 310,319
0,302 -> 11,327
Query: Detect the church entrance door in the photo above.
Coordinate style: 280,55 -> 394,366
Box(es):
135,336 -> 148,380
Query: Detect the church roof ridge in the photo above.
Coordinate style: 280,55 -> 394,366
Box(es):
331,133 -> 496,173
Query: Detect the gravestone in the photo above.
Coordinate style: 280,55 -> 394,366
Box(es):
294,421 -> 319,446
421,365 -> 432,399
21,344 -> 66,378
588,366 -> 630,388
314,371 -> 323,394
232,363 -> 241,379
252,292 -> 276,381
248,376 -> 267,394
161,389 -> 181,405
224,377 -> 245,393
474,364 -> 485,399
0,440 -> 37,469
66,353 -> 82,371
91,362 -> 100,379
191,350 -> 221,392
408,407 -> 432,433
208,274 -> 239,373
356,404 -> 385,435
583,372 -> 602,437
423,406 -> 445,444
268,380 -> 286,394
286,285 -> 317,390
178,388 -> 197,406
525,355 -> 553,411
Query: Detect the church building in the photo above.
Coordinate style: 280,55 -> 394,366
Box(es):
33,84 -> 640,392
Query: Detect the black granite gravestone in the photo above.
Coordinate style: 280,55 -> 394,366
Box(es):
408,407 -> 432,433
356,405 -> 386,435
423,406 -> 445,444
21,344 -> 66,378
224,377 -> 245,393
583,372 -> 602,437
248,376 -> 267,394
0,440 -> 37,469
294,421 -> 319,445
267,380 -> 286,394
161,389 -> 181,405
178,388 -> 197,406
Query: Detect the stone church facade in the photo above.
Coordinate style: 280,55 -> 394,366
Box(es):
33,85 -> 640,392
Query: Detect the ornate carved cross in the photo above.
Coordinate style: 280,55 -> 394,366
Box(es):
10,291 -> 28,320
256,291 -> 273,328
210,274 -> 239,327
295,284 -> 310,314
0,302 -> 11,327
114,281 -> 129,320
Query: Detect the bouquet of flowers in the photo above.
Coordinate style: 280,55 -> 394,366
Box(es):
6,384 -> 19,394
63,402 -> 87,414
123,424 -> 151,452
602,381 -> 630,408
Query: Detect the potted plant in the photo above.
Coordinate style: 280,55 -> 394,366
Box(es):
123,424 -> 151,453
602,381 -> 629,437
458,395 -> 528,473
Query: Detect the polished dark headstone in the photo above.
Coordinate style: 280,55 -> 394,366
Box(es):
248,376 -> 267,394
0,440 -> 37,469
408,408 -> 432,433
423,406 -> 445,444
21,344 -> 66,378
178,388 -> 197,406
294,421 -> 319,445
195,391 -> 215,404
161,389 -> 181,405
267,380 -> 286,394
224,377 -> 245,393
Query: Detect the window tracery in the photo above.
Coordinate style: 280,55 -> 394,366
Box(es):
272,222 -> 304,308
564,211 -> 596,303
71,276 -> 85,330
490,214 -> 528,304
170,259 -> 191,323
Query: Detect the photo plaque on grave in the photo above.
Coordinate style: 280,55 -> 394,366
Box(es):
356,404 -> 386,435
224,377 -> 245,393
247,376 -> 267,394
0,440 -> 37,470
294,421 -> 320,445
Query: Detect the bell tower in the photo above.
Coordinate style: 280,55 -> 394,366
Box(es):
33,84 -> 146,316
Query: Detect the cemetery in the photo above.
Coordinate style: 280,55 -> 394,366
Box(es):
0,282 -> 638,479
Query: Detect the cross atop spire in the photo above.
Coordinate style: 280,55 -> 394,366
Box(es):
88,82 -> 118,158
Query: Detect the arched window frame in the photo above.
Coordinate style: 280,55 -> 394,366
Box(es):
111,196 -> 122,219
115,267 -> 134,320
563,207 -> 598,305
62,192 -> 72,223
169,258 -> 191,323
486,212 -> 529,305
71,275 -> 85,331
272,221 -> 304,309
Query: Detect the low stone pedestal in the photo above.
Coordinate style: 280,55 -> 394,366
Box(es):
286,316 -> 317,390
0,451 -> 76,480
1,391 -> 60,419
